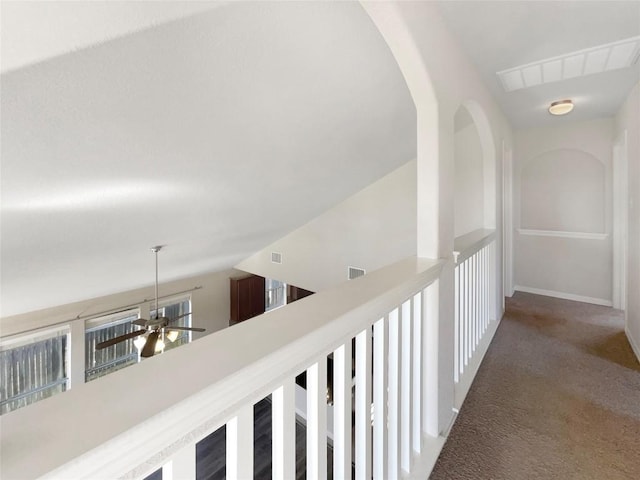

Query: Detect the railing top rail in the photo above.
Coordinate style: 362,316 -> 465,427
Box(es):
1,256 -> 443,480
453,228 -> 496,264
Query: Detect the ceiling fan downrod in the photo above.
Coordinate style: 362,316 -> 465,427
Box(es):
151,245 -> 162,320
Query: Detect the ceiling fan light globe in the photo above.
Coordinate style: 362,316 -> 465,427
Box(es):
155,339 -> 165,353
166,330 -> 179,342
133,336 -> 146,350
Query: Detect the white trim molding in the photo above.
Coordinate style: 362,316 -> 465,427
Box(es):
514,285 -> 613,307
502,142 -> 514,298
626,326 -> 640,364
517,229 -> 608,240
453,229 -> 496,265
612,129 -> 629,310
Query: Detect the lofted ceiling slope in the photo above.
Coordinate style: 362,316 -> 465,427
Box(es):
0,1 -> 416,317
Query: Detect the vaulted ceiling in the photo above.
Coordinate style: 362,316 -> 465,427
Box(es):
2,1 -> 638,317
1,1 -> 416,316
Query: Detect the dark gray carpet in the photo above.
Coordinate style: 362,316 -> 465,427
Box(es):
430,292 -> 640,480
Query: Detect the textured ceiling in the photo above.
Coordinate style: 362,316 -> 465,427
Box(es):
0,0 -> 221,73
0,1 -> 416,316
437,0 -> 640,128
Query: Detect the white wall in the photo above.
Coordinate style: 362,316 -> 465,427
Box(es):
520,149 -> 605,232
236,160 -> 417,292
514,118 -> 613,304
454,120 -> 485,237
615,82 -> 640,362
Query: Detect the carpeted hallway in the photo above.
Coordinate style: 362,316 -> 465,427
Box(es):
430,292 -> 640,480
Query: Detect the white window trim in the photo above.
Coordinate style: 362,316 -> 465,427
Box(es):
0,324 -> 71,351
85,308 -> 140,331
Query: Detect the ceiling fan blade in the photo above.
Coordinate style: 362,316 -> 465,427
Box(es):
96,329 -> 146,350
169,312 -> 192,321
165,326 -> 206,332
132,318 -> 148,327
141,331 -> 160,358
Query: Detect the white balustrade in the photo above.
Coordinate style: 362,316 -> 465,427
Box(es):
453,229 -> 497,408
1,257 -> 448,480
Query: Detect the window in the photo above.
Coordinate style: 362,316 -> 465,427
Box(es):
0,328 -> 70,415
85,310 -> 140,382
265,278 -> 287,312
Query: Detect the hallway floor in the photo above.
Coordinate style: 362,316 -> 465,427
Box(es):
430,292 -> 640,480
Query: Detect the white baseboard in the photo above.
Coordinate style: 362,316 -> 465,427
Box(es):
517,228 -> 608,240
405,433 -> 448,480
626,325 -> 640,364
514,285 -> 613,307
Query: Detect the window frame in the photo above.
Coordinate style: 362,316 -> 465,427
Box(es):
0,325 -> 71,415
84,308 -> 141,382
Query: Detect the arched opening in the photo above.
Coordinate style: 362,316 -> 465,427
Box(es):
361,1 -> 440,259
454,101 -> 496,237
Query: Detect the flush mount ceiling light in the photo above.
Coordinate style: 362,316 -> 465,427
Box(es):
549,100 -> 574,116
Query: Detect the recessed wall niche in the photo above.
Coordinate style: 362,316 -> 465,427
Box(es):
454,107 -> 484,237
520,149 -> 605,233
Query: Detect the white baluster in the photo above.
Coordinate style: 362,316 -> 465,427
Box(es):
307,360 -> 327,480
476,251 -> 480,342
491,241 -> 496,320
226,406 -> 253,480
273,380 -> 295,480
474,253 -> 479,349
481,249 -> 484,336
333,341 -> 352,480
388,309 -> 400,479
454,266 -> 460,383
468,258 -> 472,359
373,316 -> 388,480
355,328 -> 372,480
485,245 -> 489,332
412,293 -> 422,455
462,260 -> 468,370
482,246 -> 487,333
468,257 -> 473,357
400,300 -> 412,473
423,281 -> 439,437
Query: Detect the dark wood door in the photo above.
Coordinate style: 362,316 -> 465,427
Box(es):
230,274 -> 265,323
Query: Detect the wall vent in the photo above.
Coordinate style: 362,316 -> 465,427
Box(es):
271,252 -> 282,264
348,266 -> 366,280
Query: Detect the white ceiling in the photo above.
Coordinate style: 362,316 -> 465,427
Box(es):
436,0 -> 640,128
0,1 -> 222,73
2,1 -> 638,317
0,1 -> 416,316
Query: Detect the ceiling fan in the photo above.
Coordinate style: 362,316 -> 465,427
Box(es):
95,246 -> 205,358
